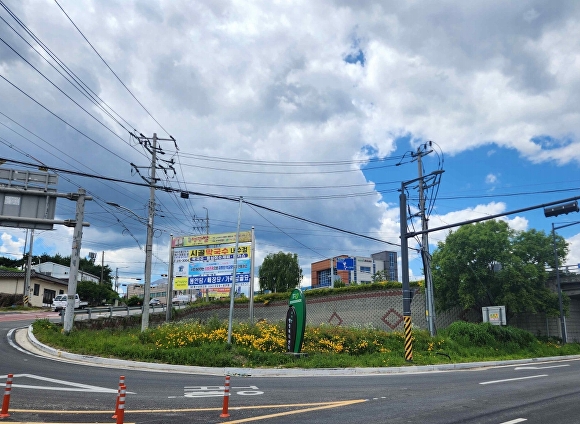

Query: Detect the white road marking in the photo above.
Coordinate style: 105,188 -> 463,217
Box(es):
514,365 -> 569,370
0,373 -> 121,393
7,328 -> 36,356
184,385 -> 263,397
480,375 -> 547,385
500,419 -> 527,424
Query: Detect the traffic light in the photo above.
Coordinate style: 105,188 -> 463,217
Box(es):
544,201 -> 579,218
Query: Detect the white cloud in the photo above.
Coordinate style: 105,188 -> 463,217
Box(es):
1,0 -> 580,283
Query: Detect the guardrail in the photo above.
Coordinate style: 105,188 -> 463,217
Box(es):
59,304 -> 168,324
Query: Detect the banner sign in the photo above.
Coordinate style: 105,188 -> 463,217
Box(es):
286,289 -> 306,354
172,231 -> 252,248
171,237 -> 252,289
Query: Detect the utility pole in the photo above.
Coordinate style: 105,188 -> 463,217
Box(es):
142,133 -> 157,331
63,188 -> 88,334
413,143 -> 437,336
131,132 -> 176,331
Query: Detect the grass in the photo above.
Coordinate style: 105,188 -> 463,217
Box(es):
31,318 -> 580,369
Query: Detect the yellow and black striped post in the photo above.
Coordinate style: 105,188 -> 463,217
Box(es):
23,296 -> 29,306
404,315 -> 413,361
400,187 -> 414,362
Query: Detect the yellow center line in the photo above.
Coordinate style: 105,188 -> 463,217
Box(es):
9,399 -> 367,416
226,399 -> 368,423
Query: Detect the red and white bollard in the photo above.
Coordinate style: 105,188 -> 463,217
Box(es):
0,374 -> 13,418
220,375 -> 231,418
112,375 -> 125,419
116,384 -> 126,424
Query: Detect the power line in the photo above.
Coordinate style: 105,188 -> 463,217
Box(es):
0,157 -> 400,248
54,0 -> 173,138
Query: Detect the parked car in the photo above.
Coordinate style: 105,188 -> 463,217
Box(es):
51,294 -> 88,311
149,298 -> 162,306
172,294 -> 196,304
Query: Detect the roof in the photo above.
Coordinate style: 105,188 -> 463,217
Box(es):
0,269 -> 68,286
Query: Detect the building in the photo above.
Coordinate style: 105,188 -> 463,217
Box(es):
310,250 -> 398,288
0,270 -> 68,307
31,262 -> 100,283
126,280 -> 200,304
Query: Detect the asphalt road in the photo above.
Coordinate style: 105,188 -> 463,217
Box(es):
2,312 -> 580,423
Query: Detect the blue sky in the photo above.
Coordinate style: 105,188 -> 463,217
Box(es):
1,0 -> 580,289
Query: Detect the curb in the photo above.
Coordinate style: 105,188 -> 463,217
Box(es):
22,325 -> 580,377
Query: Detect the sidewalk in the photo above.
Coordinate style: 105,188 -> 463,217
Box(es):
16,326 -> 580,378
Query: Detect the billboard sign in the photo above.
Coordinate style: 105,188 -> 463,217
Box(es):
172,231 -> 252,247
172,237 -> 253,289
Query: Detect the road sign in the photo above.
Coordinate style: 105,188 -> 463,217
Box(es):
336,258 -> 354,271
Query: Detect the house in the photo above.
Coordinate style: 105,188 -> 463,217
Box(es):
31,262 -> 100,283
0,269 -> 69,307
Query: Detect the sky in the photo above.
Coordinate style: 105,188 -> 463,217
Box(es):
1,0 -> 580,292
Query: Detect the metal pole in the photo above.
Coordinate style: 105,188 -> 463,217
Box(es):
552,223 -> 567,343
63,189 -> 87,333
142,133 -> 157,331
400,184 -> 413,361
166,235 -> 174,322
249,226 -> 255,324
227,197 -> 243,344
24,230 -> 34,306
330,257 -> 334,288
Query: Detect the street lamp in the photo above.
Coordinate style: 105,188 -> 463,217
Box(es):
544,200 -> 580,344
108,201 -> 154,332
549,220 -> 580,344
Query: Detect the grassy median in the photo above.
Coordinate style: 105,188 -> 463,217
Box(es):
31,318 -> 580,368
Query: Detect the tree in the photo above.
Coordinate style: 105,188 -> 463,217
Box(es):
259,252 -> 302,293
77,281 -> 119,306
432,220 -> 565,320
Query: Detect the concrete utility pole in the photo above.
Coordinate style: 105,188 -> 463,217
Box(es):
126,132 -> 176,330
63,189 -> 87,334
414,144 -> 437,336
141,133 -> 158,331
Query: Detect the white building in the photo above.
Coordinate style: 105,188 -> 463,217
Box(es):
32,262 -> 100,283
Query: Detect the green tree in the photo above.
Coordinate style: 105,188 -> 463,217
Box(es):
259,252 -> 303,293
77,281 -> 119,306
432,220 -> 565,319
372,270 -> 388,283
